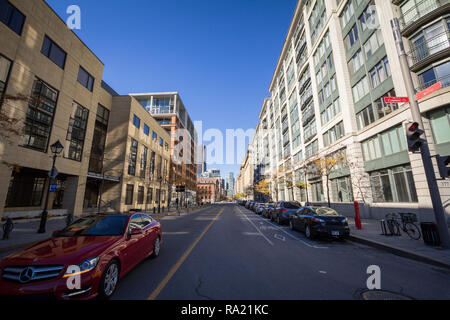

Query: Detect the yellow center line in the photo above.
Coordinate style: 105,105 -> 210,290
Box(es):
147,207 -> 225,300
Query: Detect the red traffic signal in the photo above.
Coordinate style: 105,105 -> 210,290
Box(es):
405,122 -> 424,153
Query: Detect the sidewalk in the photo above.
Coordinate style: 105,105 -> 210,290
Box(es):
348,218 -> 450,269
0,205 -> 211,254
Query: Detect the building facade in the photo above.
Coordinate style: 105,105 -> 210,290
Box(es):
0,0 -> 172,219
130,92 -> 198,205
243,0 -> 450,223
197,177 -> 221,203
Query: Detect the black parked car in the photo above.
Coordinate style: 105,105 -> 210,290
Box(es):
271,201 -> 302,225
289,206 -> 350,240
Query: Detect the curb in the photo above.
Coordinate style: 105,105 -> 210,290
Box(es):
348,235 -> 450,270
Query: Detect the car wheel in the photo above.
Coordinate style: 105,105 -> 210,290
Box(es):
98,260 -> 120,300
151,236 -> 161,258
289,220 -> 294,230
305,225 -> 314,240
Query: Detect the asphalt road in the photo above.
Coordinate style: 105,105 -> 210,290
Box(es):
109,204 -> 450,300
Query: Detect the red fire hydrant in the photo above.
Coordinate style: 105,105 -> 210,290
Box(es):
354,201 -> 362,230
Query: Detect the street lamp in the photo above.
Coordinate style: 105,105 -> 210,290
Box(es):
38,140 -> 64,234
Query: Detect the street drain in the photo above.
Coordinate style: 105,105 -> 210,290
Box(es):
360,290 -> 413,300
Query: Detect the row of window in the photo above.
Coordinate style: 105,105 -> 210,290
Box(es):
321,98 -> 341,126
128,138 -> 168,180
362,126 -> 407,162
356,89 -> 399,130
323,121 -> 345,147
125,184 -> 166,206
132,114 -> 169,150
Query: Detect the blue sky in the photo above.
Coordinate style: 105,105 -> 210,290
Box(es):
47,0 -> 297,178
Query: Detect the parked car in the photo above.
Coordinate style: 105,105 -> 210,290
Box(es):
262,203 -> 275,218
245,201 -> 254,209
289,206 -> 350,240
251,202 -> 260,212
0,213 -> 162,300
255,203 -> 266,215
271,201 -> 302,225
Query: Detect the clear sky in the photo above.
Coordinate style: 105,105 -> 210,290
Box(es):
47,0 -> 298,178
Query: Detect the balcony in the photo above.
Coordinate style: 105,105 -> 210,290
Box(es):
302,106 -> 315,126
415,73 -> 450,92
298,70 -> 311,92
300,86 -> 313,109
399,0 -> 450,37
409,30 -> 450,72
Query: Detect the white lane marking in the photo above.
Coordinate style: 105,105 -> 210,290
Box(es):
319,271 -> 327,274
236,207 -> 274,246
274,234 -> 286,242
162,232 -> 190,235
238,206 -> 328,249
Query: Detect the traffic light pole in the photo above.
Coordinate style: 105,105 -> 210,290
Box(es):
391,18 -> 450,248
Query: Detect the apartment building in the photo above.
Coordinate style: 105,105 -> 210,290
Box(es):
236,150 -> 255,200
93,96 -> 171,213
0,0 -> 171,219
130,92 -> 198,205
245,0 -> 450,223
197,177 -> 221,203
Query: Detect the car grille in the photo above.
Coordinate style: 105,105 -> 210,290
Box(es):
325,220 -> 344,226
2,265 -> 64,284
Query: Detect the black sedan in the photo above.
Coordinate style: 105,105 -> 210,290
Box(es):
271,201 -> 302,225
289,206 -> 350,240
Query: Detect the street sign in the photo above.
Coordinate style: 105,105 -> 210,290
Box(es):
49,184 -> 57,193
48,167 -> 58,179
384,97 -> 409,103
416,81 -> 442,100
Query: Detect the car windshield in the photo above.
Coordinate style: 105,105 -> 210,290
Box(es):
283,202 -> 301,209
312,207 -> 341,217
56,215 -> 129,237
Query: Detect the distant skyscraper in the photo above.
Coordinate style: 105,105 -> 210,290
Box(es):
226,172 -> 235,198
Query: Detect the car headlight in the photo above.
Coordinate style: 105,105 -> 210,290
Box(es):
64,257 -> 99,278
342,218 -> 348,224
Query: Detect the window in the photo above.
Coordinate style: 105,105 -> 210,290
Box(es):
128,139 -> 138,176
418,61 -> 450,90
133,115 -> 140,129
6,172 -> 45,207
340,0 -> 354,27
88,104 -> 109,173
370,165 -> 418,203
138,186 -> 144,205
429,106 -> 450,145
0,0 -> 25,35
331,176 -> 353,202
152,131 -> 157,140
0,54 -> 12,97
352,76 -> 369,102
147,188 -> 153,204
344,24 -> 359,50
21,79 -> 58,152
66,102 -> 89,161
369,57 -> 391,88
41,36 -> 66,69
364,29 -> 384,59
77,67 -> 94,91
125,185 -> 134,205
323,121 -> 345,147
159,137 -> 164,146
305,140 -> 318,159
144,124 -> 150,136
140,146 -> 148,178
362,126 -> 406,161
348,49 -> 364,75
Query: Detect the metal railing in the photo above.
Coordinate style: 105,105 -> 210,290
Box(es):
400,0 -> 450,30
300,86 -> 313,108
415,73 -> 450,92
409,30 -> 450,66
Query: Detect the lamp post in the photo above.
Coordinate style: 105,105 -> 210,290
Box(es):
38,140 -> 64,234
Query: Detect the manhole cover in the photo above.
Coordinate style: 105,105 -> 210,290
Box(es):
360,290 -> 413,300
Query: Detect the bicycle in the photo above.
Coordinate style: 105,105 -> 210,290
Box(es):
385,213 -> 421,240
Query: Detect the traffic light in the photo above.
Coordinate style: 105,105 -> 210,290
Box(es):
437,155 -> 450,179
405,122 -> 424,152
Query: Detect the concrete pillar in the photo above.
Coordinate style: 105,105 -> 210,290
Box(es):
62,175 -> 87,217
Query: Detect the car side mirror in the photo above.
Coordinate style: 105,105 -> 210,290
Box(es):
52,230 -> 60,237
130,228 -> 142,236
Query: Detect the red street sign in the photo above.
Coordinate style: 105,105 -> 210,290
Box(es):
416,81 -> 442,100
384,97 -> 409,103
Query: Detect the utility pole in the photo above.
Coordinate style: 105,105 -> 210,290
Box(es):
391,18 -> 450,248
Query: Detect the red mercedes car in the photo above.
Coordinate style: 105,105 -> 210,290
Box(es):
0,213 -> 162,300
